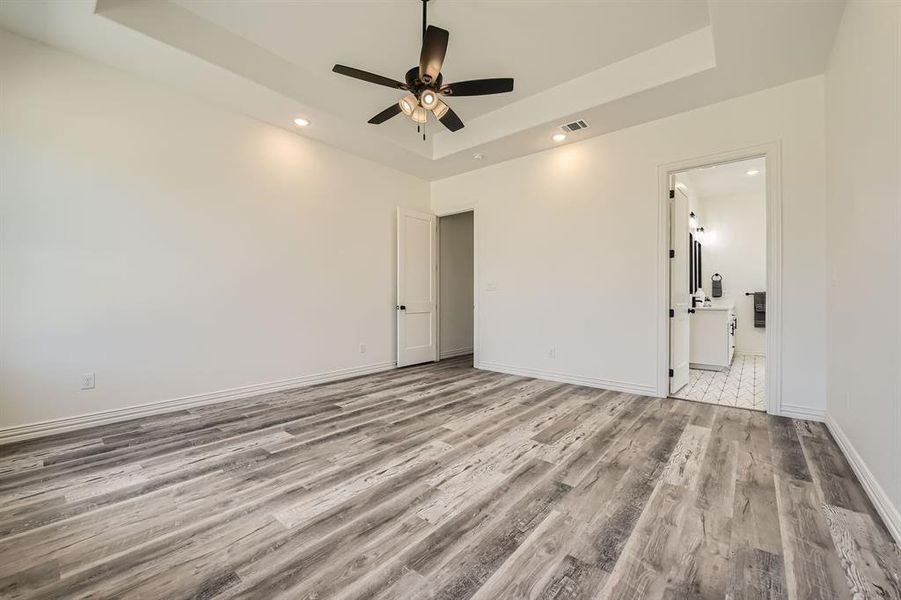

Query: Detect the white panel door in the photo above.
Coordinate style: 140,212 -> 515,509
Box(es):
397,208 -> 438,367
670,187 -> 691,393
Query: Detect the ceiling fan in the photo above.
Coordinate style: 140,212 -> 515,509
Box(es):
331,0 -> 514,134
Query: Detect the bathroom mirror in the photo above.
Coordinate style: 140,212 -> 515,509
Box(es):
689,233 -> 695,293
696,240 -> 702,293
689,236 -> 703,294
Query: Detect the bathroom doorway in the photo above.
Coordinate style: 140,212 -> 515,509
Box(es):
667,157 -> 768,411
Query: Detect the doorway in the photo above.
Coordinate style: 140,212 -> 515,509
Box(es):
437,211 -> 474,364
667,156 -> 769,411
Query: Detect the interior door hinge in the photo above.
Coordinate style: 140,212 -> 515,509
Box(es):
669,249 -> 675,258
669,309 -> 674,318
669,189 -> 675,199
668,369 -> 674,377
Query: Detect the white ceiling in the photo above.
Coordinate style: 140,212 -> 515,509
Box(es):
677,157 -> 766,198
171,0 -> 711,122
0,0 -> 846,180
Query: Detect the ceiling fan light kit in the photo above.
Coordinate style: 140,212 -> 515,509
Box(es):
411,106 -> 429,124
399,94 -> 417,116
420,89 -> 439,110
332,0 -> 514,135
432,99 -> 449,119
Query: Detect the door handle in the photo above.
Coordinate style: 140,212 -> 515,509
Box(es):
688,308 -> 696,314
396,305 -> 406,311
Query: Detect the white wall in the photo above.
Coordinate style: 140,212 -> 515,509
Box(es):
439,212 -> 474,358
825,0 -> 901,538
699,192 -> 767,355
432,76 -> 827,412
675,172 -> 705,230
0,31 -> 430,430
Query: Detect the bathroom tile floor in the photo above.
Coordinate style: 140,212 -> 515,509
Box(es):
672,353 -> 766,411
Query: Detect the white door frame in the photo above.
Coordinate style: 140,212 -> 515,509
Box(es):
433,207 -> 479,368
657,142 -> 783,415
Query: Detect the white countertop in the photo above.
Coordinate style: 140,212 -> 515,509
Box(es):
693,302 -> 734,311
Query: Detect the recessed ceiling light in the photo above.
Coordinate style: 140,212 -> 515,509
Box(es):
472,153 -> 484,160
552,133 -> 567,143
746,169 -> 760,176
293,117 -> 310,127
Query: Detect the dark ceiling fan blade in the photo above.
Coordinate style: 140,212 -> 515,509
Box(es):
368,103 -> 403,124
440,78 -> 514,96
332,64 -> 406,90
437,105 -> 464,132
419,26 -> 449,85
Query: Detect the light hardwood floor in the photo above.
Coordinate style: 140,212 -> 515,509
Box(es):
1,356 -> 898,599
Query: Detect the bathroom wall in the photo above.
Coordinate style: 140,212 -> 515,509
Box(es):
698,191 -> 767,354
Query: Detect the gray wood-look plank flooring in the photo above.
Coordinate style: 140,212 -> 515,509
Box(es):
1,356 -> 898,599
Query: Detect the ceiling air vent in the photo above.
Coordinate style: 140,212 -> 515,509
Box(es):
561,119 -> 589,133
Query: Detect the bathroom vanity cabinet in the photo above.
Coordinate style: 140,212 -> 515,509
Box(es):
689,304 -> 736,370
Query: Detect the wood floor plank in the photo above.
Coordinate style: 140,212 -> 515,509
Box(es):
468,509 -> 568,600
821,504 -> 901,600
801,433 -> 888,528
329,459 -> 558,600
427,476 -> 572,600
733,411 -> 784,557
774,473 -> 852,600
597,409 -> 723,599
726,543 -> 787,600
0,358 -> 896,600
768,415 -> 812,483
532,402 -> 694,599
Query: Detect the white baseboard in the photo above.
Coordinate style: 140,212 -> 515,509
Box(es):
825,413 -> 901,545
477,361 -> 657,396
0,361 -> 396,446
778,402 -> 826,422
440,347 -> 474,359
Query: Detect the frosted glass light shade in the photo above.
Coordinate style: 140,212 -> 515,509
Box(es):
411,106 -> 428,124
420,89 -> 439,110
431,99 -> 449,119
399,94 -> 417,116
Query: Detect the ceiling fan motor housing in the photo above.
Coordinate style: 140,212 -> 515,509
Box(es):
405,67 -> 442,95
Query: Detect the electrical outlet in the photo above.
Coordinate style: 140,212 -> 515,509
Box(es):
548,347 -> 556,359
359,343 -> 366,354
81,372 -> 95,390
